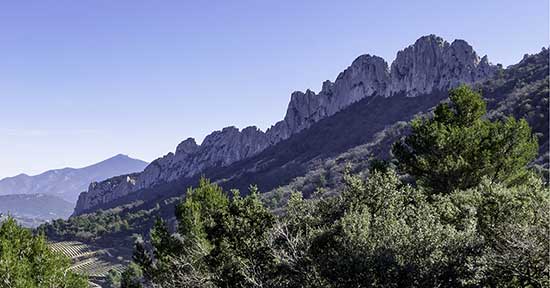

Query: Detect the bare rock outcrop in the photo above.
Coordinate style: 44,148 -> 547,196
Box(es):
73,35 -> 497,215
388,35 -> 497,96
74,173 -> 140,213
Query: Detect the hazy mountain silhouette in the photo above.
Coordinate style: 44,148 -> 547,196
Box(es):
0,154 -> 148,203
0,193 -> 74,227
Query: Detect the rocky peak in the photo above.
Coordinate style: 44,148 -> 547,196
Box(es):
389,35 -> 497,96
276,54 -> 390,138
199,126 -> 269,166
73,35 -> 499,215
176,138 -> 198,155
321,80 -> 333,91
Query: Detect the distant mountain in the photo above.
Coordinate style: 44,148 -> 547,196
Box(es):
0,194 -> 73,227
0,154 -> 148,203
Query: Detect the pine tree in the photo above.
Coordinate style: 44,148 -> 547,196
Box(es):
393,85 -> 538,194
0,217 -> 88,288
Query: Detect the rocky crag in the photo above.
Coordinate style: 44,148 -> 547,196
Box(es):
74,35 -> 497,215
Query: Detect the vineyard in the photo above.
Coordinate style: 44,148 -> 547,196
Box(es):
49,240 -> 126,286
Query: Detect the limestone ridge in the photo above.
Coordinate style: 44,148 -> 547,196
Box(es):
73,35 -> 497,215
388,36 -> 496,96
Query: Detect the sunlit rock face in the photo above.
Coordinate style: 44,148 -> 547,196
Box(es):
275,54 -> 390,137
75,173 -> 139,214
388,35 -> 497,97
73,35 -> 497,215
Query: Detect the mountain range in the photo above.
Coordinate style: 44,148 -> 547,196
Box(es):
0,154 -> 148,203
0,154 -> 148,227
42,35 -> 548,259
73,35 -> 500,214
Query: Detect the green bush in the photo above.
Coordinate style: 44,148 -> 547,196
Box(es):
0,217 -> 88,288
124,86 -> 548,287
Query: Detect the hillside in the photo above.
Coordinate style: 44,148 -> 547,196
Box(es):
0,154 -> 148,203
74,47 -> 549,216
262,47 -> 550,201
41,44 -> 549,259
49,241 -> 125,287
0,194 -> 73,227
73,35 -> 498,215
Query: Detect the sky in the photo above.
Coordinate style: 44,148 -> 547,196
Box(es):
0,0 -> 548,178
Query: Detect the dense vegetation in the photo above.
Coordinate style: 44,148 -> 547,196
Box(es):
39,50 -> 549,262
44,205 -> 137,241
393,85 -> 538,193
0,217 -> 88,287
483,48 -> 550,177
115,86 -> 548,287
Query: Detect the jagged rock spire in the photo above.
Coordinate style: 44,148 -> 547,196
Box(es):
74,35 -> 498,215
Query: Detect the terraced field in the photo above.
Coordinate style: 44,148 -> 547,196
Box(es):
49,240 -> 126,287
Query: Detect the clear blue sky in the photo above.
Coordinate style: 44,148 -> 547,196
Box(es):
0,0 -> 548,178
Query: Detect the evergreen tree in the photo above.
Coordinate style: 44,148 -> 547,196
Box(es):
393,85 -> 538,194
206,186 -> 276,287
0,217 -> 88,288
129,86 -> 547,287
121,262 -> 143,288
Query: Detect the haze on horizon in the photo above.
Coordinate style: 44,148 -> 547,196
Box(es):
1,0 -> 548,178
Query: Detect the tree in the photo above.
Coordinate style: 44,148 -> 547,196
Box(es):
128,85 -> 547,286
308,170 -> 484,287
105,269 -> 122,288
393,85 -> 538,194
121,262 -> 143,288
475,176 -> 549,287
131,236 -> 153,282
129,171 -> 548,287
206,186 -> 276,287
0,217 -> 88,288
132,179 -> 276,287
268,191 -> 329,287
176,177 -> 229,248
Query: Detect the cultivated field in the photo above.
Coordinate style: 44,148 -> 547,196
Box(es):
49,240 -> 126,286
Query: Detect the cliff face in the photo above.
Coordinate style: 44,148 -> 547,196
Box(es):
135,127 -> 271,190
388,36 -> 496,96
73,34 -> 497,215
74,173 -> 140,212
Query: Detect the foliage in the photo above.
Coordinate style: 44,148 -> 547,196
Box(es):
121,262 -> 143,288
475,177 -> 549,286
0,217 -> 88,288
120,83 -> 549,287
40,50 -> 549,263
393,85 -> 538,194
276,171 -> 484,287
129,179 -> 276,287
105,269 -> 122,288
127,171 -> 548,287
40,206 -> 137,241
